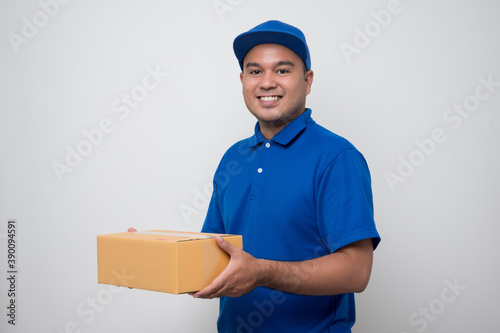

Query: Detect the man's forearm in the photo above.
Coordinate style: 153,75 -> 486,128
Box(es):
257,239 -> 374,296
192,237 -> 374,299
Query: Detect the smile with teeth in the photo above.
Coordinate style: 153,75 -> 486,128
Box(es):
259,96 -> 281,101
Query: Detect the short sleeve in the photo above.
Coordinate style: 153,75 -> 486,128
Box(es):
317,148 -> 381,253
201,180 -> 226,234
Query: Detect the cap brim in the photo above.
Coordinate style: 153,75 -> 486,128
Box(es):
233,31 -> 309,70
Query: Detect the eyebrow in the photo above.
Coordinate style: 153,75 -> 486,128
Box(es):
276,61 -> 295,67
244,60 -> 296,69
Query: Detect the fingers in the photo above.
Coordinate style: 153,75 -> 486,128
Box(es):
193,240 -> 254,299
215,235 -> 239,255
193,276 -> 226,299
193,245 -> 234,299
192,237 -> 234,299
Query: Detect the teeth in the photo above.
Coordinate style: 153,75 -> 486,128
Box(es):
260,96 -> 279,101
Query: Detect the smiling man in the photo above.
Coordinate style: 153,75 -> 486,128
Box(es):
195,20 -> 381,332
240,43 -> 313,140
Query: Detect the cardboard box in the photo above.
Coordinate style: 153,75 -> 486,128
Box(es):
97,230 -> 242,294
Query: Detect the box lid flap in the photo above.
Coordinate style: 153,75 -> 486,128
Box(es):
97,230 -> 238,243
135,230 -> 215,242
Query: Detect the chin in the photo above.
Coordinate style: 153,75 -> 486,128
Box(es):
254,112 -> 282,123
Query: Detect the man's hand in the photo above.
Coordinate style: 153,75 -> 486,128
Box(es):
193,238 -> 374,298
129,227 -> 373,297
193,235 -> 264,299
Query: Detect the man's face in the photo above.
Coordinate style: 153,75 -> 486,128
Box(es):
240,43 -> 313,139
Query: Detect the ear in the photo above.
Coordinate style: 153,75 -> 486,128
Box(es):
305,70 -> 314,96
240,72 -> 244,84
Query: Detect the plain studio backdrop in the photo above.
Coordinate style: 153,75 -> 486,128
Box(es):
1,0 -> 499,332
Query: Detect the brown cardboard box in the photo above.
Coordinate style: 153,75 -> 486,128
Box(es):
97,230 -> 242,294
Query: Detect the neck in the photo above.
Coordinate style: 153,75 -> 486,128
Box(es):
258,108 -> 307,140
258,123 -> 283,140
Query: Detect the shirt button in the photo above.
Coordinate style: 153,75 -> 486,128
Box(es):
257,168 -> 263,173
265,143 -> 271,148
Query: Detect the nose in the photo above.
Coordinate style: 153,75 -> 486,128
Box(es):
259,71 -> 278,90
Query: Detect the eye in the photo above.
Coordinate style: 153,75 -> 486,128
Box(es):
276,69 -> 290,74
249,70 -> 262,75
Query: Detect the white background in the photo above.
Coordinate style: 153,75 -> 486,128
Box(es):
1,0 -> 499,332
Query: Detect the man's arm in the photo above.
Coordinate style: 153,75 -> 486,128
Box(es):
193,236 -> 374,299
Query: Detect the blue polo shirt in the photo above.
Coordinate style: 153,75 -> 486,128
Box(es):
202,108 -> 380,333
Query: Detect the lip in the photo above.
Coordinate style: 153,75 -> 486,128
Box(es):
257,95 -> 283,107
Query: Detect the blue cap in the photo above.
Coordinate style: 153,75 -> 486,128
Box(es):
233,20 -> 311,71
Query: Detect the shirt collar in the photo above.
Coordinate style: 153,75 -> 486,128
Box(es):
248,108 -> 314,148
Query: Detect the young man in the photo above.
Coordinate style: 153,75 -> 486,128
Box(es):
194,20 -> 381,332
